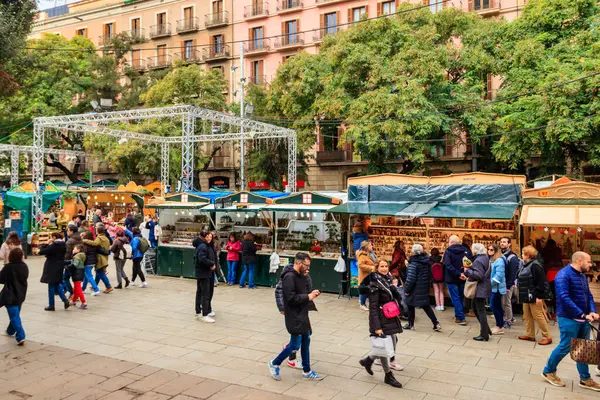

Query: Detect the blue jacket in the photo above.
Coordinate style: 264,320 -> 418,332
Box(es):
502,250 -> 520,289
131,235 -> 144,259
555,264 -> 596,320
443,244 -> 470,284
352,232 -> 368,252
491,257 -> 507,294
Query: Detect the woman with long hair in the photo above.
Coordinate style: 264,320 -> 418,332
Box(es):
463,243 -> 492,341
225,233 -> 242,285
390,240 -> 407,281
489,244 -> 506,335
357,240 -> 376,311
429,248 -> 444,310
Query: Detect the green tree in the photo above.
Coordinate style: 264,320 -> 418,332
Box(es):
486,0 -> 600,178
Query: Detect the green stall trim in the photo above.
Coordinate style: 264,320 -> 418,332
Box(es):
328,202 -> 410,216
425,203 -> 518,220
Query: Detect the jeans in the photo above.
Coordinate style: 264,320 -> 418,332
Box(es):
48,283 -> 67,307
543,317 -> 591,380
408,305 -> 439,327
131,257 -> 145,282
473,298 -> 491,340
82,265 -> 100,293
95,268 -> 111,289
359,293 -> 368,307
447,282 -> 465,320
240,263 -> 256,288
490,292 -> 504,328
62,269 -> 73,295
227,260 -> 238,284
273,332 -> 311,373
6,305 -> 25,343
195,277 -> 214,316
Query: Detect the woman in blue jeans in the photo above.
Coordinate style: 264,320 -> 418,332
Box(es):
240,232 -> 257,288
81,231 -> 101,295
225,233 -> 241,285
39,232 -> 70,311
488,244 -> 506,335
356,241 -> 376,311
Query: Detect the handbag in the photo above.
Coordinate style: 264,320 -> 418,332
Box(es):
381,301 -> 401,319
369,335 -> 395,358
570,323 -> 600,365
464,280 -> 478,299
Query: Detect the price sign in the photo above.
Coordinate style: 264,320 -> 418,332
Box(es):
421,218 -> 435,225
538,190 -> 550,197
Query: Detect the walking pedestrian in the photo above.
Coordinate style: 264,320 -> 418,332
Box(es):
442,235 -> 469,325
275,262 -> 304,369
130,227 -> 148,287
83,226 -> 113,294
499,236 -> 519,328
390,240 -> 407,282
358,260 -> 403,388
268,253 -> 324,381
240,232 -> 257,289
225,233 -> 241,285
40,232 -> 70,311
542,251 -> 600,392
110,229 -> 130,289
0,248 -> 28,345
92,209 -> 102,225
69,244 -> 87,309
430,248 -> 445,311
403,244 -> 442,332
194,231 -> 216,322
489,244 -> 506,335
357,240 -> 376,311
124,212 -> 135,232
146,215 -> 159,248
462,243 -> 492,341
517,246 -> 552,345
81,231 -> 101,296
63,224 -> 82,298
0,232 -> 22,264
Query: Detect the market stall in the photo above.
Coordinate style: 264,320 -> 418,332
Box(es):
520,179 -> 600,303
329,173 -> 525,289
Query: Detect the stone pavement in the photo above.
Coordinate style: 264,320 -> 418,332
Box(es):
0,256 -> 598,400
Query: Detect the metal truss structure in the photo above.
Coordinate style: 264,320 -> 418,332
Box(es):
32,105 -> 297,230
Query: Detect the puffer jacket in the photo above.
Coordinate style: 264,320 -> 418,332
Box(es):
555,264 -> 597,319
195,238 -> 216,279
65,232 -> 82,261
83,235 -> 110,269
443,244 -> 471,285
357,250 -> 375,285
490,256 -> 507,294
368,272 -> 403,335
404,253 -> 433,308
464,254 -> 492,299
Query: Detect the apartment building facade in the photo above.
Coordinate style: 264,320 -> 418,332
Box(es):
31,0 -> 528,190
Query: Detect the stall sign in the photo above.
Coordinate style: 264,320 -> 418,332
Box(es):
537,190 -> 551,197
209,176 -> 230,189
420,218 -> 435,225
283,180 -> 306,189
249,181 -> 270,190
215,198 -> 233,209
8,211 -> 21,219
5,219 -> 11,228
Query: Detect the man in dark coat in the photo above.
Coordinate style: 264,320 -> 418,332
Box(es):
442,235 -> 471,325
404,244 -> 441,331
268,253 -> 324,381
39,232 -> 70,311
195,232 -> 216,322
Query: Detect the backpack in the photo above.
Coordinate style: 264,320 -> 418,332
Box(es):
431,262 -> 443,281
275,279 -> 284,312
138,237 -> 150,254
123,243 -> 133,259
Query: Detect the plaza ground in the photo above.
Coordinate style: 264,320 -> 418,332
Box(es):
0,256 -> 597,400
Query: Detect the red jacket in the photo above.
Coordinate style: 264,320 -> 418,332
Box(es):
225,240 -> 242,261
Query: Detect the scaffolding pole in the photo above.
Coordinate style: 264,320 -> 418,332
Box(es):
32,124 -> 45,230
181,113 -> 195,191
287,134 -> 297,193
161,142 -> 169,196
10,149 -> 19,188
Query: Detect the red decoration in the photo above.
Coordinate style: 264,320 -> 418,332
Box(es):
571,230 -> 576,234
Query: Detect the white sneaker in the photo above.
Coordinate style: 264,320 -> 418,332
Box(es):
360,305 -> 368,311
441,306 -> 445,311
390,361 -> 404,371
200,316 -> 215,323
139,282 -> 148,288
208,312 -> 216,317
92,291 -> 101,296
595,367 -> 600,377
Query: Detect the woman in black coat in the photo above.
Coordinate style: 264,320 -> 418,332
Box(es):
403,244 -> 441,332
358,260 -> 403,389
0,248 -> 29,345
240,232 -> 258,289
39,232 -> 70,311
195,231 -> 216,323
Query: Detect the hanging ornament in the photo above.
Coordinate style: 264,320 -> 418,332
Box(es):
577,227 -> 583,233
563,230 -> 569,235
544,227 -> 549,232
571,229 -> 576,234
550,229 -> 556,234
539,226 -> 544,230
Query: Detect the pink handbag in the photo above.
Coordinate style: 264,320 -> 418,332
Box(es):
381,301 -> 401,319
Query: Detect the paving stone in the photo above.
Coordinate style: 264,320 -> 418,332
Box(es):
404,377 -> 461,397
189,364 -> 252,384
421,369 -> 486,389
98,389 -> 138,400
455,386 -> 520,400
153,374 -> 205,396
182,379 -> 229,399
316,375 -> 376,396
458,364 -> 515,382
100,375 -> 139,392
367,384 -> 426,400
127,369 -> 180,392
206,384 -> 258,400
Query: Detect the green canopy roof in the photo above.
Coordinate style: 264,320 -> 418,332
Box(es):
328,202 -> 410,216
425,203 -> 518,220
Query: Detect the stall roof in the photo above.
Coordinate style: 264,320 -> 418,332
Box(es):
273,191 -> 345,206
68,180 -> 91,188
187,190 -> 233,203
328,202 -> 410,216
520,205 -> 600,226
165,192 -> 211,203
92,179 -> 118,188
427,203 -> 518,220
49,180 -> 68,188
146,202 -> 210,210
199,204 -> 264,212
263,204 -> 340,212
251,190 -> 288,200
347,172 -> 527,187
522,181 -> 600,205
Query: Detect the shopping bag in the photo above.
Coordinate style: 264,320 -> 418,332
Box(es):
370,335 -> 394,358
570,323 -> 600,365
464,280 -> 478,299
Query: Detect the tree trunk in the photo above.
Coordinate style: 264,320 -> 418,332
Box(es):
45,154 -> 81,183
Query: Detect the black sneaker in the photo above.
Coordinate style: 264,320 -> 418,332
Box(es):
433,323 -> 442,332
125,279 -> 130,288
402,323 -> 415,330
115,284 -> 123,289
63,300 -> 70,310
44,306 -> 55,311
454,319 -> 467,326
384,372 -> 402,388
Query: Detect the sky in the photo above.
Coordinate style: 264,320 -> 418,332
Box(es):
37,0 -> 78,11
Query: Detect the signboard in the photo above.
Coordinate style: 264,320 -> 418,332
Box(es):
248,181 -> 270,190
420,217 -> 435,225
537,190 -> 551,197
8,211 -> 21,219
283,180 -> 306,189
209,176 -> 230,189
215,198 -> 233,209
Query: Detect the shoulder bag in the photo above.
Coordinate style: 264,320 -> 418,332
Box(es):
464,258 -> 491,299
570,323 -> 600,365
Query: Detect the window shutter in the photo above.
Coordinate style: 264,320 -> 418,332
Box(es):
395,0 -> 399,9
377,3 -> 382,16
317,128 -> 324,151
445,135 -> 454,156
486,73 -> 493,100
336,11 -> 340,27
319,13 -> 324,29
296,19 -> 300,33
281,21 -> 286,35
423,0 -> 428,5
468,0 -> 473,10
348,8 -> 353,23
364,5 -> 368,16
282,56 -> 287,64
258,60 -> 264,81
181,40 -> 185,55
249,28 -> 253,41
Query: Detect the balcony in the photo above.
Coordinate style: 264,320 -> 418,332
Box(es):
244,2 -> 269,19
98,33 -> 115,47
315,0 -> 346,6
248,75 -> 267,86
149,23 -> 171,39
205,11 -> 229,28
245,38 -> 271,54
316,150 -> 350,163
147,55 -> 172,69
274,32 -> 304,48
174,49 -> 203,64
176,17 -> 200,33
313,27 -> 338,42
202,45 -> 231,61
276,0 -> 303,13
130,58 -> 146,71
469,0 -> 501,16
123,29 -> 146,43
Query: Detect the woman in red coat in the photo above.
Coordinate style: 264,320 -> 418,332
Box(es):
225,233 -> 242,285
390,240 -> 407,281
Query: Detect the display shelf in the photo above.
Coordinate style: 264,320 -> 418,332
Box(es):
369,224 -> 513,234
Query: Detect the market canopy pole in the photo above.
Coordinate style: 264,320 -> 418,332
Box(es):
161,143 -> 169,196
10,149 -> 19,188
181,113 -> 195,191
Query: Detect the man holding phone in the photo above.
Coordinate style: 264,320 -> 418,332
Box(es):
268,253 -> 324,381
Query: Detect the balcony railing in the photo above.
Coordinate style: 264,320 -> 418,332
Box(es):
149,23 -> 171,39
470,0 -> 501,14
245,38 -> 271,53
244,2 -> 269,18
277,0 -> 303,12
202,44 -> 231,60
313,27 -> 338,42
174,49 -> 203,64
147,55 -> 172,69
123,28 -> 146,43
315,0 -> 345,5
248,75 -> 267,86
130,58 -> 146,71
274,32 -> 304,48
176,17 -> 200,33
98,33 -> 115,47
316,150 -> 349,163
205,11 -> 229,27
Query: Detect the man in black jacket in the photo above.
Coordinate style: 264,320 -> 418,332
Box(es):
195,232 -> 216,323
268,253 -> 324,381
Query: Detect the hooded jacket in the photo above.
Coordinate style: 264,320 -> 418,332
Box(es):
83,234 -> 110,269
40,240 -> 67,284
464,254 -> 492,299
404,253 -> 433,307
195,237 -> 216,279
490,256 -> 507,295
65,231 -> 82,261
356,249 -> 375,286
111,236 -> 129,260
442,244 -> 471,285
275,264 -> 314,313
0,261 -> 28,307
280,265 -> 315,335
226,240 -> 242,262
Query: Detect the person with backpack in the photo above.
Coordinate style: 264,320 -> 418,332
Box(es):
83,225 -> 113,294
0,248 -> 29,345
499,236 -> 520,328
462,243 -> 492,341
489,244 -> 506,335
429,248 -> 444,311
275,262 -> 304,369
517,246 -> 552,345
110,229 -> 130,289
130,227 -> 149,288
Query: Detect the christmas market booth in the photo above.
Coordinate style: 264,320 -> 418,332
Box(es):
520,179 -> 600,303
328,173 -> 525,289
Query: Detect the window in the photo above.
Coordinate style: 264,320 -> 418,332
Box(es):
474,0 -> 491,10
157,44 -> 166,64
240,193 -> 249,203
213,34 -> 224,54
381,1 -> 395,15
302,193 -> 312,204
351,6 -> 367,22
76,28 -> 87,37
157,12 -> 167,25
251,60 -> 264,84
252,26 -> 263,49
183,6 -> 193,20
428,0 -> 443,13
131,49 -> 141,68
212,66 -> 224,74
131,18 -> 140,35
283,20 -> 298,45
325,12 -> 337,34
212,0 -> 223,14
184,40 -> 194,59
103,23 -> 115,38
181,194 -> 189,203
